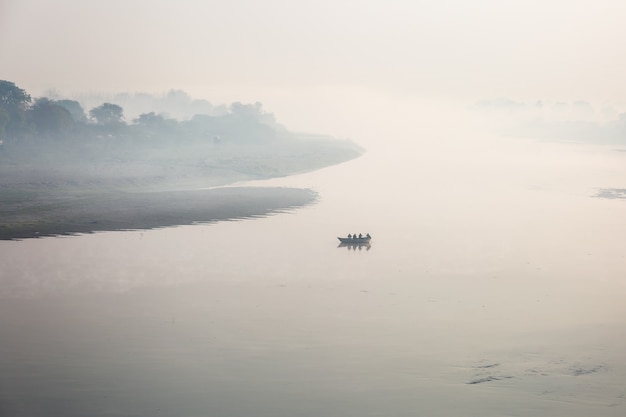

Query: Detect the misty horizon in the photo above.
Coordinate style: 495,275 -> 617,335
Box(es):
2,1 -> 626,416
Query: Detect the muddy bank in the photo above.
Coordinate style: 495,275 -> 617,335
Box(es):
0,134 -> 362,240
0,186 -> 317,240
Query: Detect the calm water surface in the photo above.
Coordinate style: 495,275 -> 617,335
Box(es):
1,134 -> 626,417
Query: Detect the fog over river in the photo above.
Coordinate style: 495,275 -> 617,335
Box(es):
4,1 -> 626,415
1,111 -> 625,416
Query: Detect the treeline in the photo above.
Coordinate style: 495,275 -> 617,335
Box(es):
0,80 -> 283,151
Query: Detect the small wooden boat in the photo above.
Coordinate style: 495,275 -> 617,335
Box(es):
337,235 -> 371,244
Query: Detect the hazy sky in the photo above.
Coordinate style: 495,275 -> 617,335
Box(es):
2,0 -> 626,115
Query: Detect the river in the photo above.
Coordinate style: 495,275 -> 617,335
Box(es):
1,126 -> 626,416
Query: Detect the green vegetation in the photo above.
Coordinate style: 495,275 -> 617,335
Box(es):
0,80 -> 363,185
0,80 -> 363,239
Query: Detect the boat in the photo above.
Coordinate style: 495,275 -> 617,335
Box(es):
337,235 -> 371,244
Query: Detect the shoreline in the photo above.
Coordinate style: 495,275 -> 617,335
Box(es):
0,186 -> 318,241
0,138 -> 363,240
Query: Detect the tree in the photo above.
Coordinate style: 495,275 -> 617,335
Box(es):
55,99 -> 87,123
229,101 -> 279,129
30,98 -> 74,138
132,112 -> 179,141
230,101 -> 263,119
89,103 -> 124,125
0,80 -> 32,140
0,109 -> 9,140
133,112 -> 165,127
224,102 -> 276,143
0,80 -> 31,111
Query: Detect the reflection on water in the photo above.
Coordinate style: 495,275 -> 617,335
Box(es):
1,137 -> 626,417
0,187 -> 317,241
337,242 -> 371,251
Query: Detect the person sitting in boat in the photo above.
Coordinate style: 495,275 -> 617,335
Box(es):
358,233 -> 363,238
348,233 -> 352,239
352,233 -> 357,239
366,233 -> 371,238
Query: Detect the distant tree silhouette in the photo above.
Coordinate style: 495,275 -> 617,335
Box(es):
133,112 -> 165,127
0,80 -> 31,110
0,80 -> 32,141
30,98 -> 74,139
55,99 -> 88,123
89,103 -> 125,125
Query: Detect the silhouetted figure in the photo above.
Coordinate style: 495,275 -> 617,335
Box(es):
358,233 -> 362,238
348,233 -> 352,238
